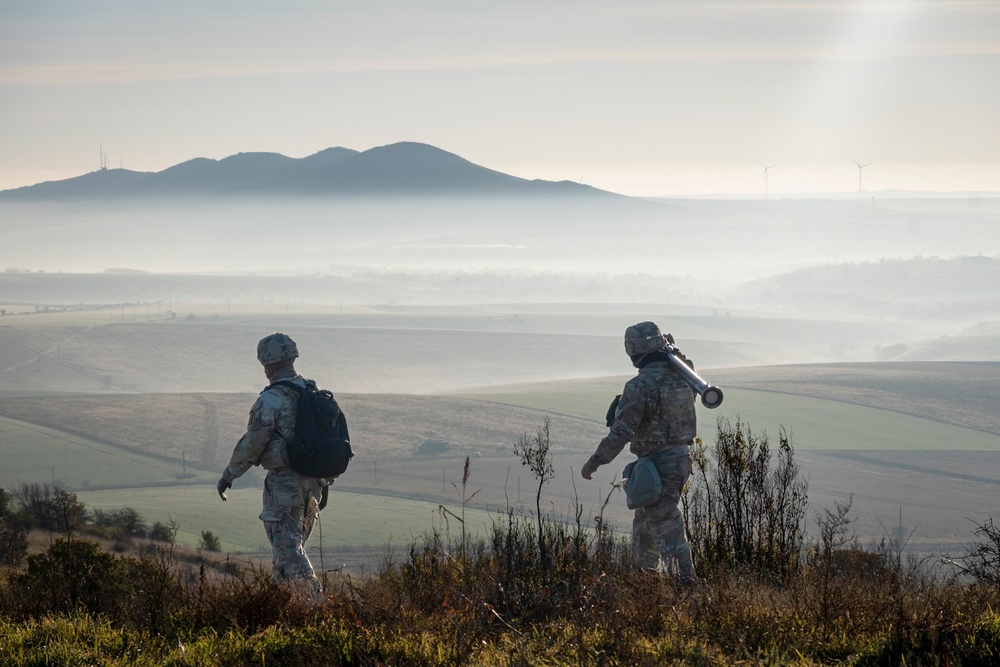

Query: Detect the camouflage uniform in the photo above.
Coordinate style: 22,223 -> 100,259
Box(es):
584,322 -> 697,583
220,334 -> 326,592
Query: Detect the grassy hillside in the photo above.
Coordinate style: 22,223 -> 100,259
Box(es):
713,361 -> 1000,435
0,305 -> 944,396
472,360 -> 1000,437
0,415 -> 213,491
0,392 -> 606,467
76,485 -> 498,561
459,386 -> 1000,451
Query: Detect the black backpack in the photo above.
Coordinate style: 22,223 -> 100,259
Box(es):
270,379 -> 353,478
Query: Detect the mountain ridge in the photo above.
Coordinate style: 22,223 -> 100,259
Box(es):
0,142 -> 616,201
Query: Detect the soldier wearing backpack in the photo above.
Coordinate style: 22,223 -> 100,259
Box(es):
580,321 -> 697,586
216,332 -> 339,596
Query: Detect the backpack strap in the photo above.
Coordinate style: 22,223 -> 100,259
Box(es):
268,379 -> 304,393
260,376 -> 317,394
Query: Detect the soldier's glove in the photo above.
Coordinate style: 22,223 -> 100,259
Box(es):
216,477 -> 231,501
319,484 -> 330,511
581,457 -> 600,481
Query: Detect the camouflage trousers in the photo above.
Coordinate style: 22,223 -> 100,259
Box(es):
631,445 -> 695,583
259,469 -> 325,591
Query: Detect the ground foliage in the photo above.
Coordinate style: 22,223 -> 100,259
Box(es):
1,421 -> 999,665
0,521 -> 998,666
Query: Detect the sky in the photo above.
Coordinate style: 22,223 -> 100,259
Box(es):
1,0 -> 998,197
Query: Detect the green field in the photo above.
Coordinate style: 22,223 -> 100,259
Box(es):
459,386 -> 1000,451
0,415 -> 213,490
77,485 -> 501,559
0,405 -> 504,559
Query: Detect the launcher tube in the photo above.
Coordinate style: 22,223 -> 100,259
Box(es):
664,345 -> 724,409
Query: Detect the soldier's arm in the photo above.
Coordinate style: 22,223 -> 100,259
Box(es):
587,380 -> 647,467
222,398 -> 276,483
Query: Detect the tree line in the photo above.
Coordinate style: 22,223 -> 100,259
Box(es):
0,483 -> 223,567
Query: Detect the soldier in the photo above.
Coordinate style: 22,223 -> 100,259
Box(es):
216,332 -> 328,595
581,321 -> 697,584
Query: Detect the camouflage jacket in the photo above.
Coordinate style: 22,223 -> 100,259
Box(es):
222,369 -> 304,483
589,360 -> 697,467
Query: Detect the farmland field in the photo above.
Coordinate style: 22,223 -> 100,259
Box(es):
0,304 -> 938,396
0,415 -> 213,490
76,485 -> 499,567
457,380 -> 1000,549
713,362 -> 1000,435
458,386 -> 1000,451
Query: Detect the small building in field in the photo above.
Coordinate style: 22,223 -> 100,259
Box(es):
415,438 -> 451,456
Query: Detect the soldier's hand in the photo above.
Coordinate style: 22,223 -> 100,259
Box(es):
217,477 -> 231,501
319,484 -> 330,511
581,458 -> 599,480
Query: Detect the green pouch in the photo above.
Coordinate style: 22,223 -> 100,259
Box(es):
622,456 -> 662,509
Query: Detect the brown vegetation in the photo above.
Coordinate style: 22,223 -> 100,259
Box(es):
1,420 -> 997,664
1,504 -> 998,665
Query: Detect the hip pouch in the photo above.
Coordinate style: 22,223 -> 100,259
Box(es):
622,456 -> 662,510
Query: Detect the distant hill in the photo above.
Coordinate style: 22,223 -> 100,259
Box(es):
731,256 -> 1000,323
0,142 -> 616,201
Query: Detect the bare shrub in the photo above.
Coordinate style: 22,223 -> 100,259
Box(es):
808,495 -> 856,634
514,415 -> 555,573
683,417 -> 808,576
52,489 -> 85,538
951,517 -> 1000,586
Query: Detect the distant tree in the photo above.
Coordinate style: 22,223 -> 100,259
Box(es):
114,507 -> 147,538
0,488 -> 29,566
149,520 -> 179,544
514,415 -> 555,572
199,530 -> 222,552
93,507 -> 148,538
52,489 -> 86,538
12,483 -> 59,531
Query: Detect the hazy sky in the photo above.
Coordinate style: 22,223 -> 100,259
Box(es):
1,1 -> 998,196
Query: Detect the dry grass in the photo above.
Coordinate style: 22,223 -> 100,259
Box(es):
1,513 -> 998,666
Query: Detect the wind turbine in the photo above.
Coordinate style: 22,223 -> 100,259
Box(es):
854,159 -> 870,192
759,161 -> 775,200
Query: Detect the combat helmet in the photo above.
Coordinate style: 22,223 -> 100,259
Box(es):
624,321 -> 666,357
257,333 -> 299,366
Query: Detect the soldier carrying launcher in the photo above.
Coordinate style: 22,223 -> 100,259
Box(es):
581,321 -> 722,585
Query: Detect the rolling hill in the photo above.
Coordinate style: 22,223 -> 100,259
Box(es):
0,142 -> 615,201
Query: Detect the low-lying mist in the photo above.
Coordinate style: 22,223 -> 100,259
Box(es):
2,195 -> 998,282
2,194 -> 999,366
